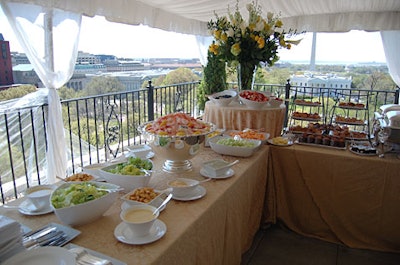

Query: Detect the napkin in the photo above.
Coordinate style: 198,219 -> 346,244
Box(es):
0,215 -> 24,262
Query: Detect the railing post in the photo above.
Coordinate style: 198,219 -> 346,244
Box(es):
147,80 -> 154,121
394,86 -> 399,104
283,79 -> 291,130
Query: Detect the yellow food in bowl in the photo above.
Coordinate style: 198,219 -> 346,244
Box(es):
272,137 -> 289,145
169,179 -> 189,187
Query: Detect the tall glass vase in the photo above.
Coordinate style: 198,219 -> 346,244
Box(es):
237,62 -> 257,91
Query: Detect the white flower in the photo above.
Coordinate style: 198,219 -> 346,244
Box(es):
255,20 -> 264,31
227,28 -> 235,37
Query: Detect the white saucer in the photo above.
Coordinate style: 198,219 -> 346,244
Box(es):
200,167 -> 235,179
18,200 -> 53,216
114,219 -> 166,245
172,186 -> 206,201
126,151 -> 155,159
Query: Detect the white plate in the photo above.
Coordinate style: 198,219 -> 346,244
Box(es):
172,186 -> 206,201
121,196 -> 167,212
266,139 -> 293,147
200,167 -> 235,179
18,199 -> 53,216
2,246 -> 75,265
114,219 -> 166,245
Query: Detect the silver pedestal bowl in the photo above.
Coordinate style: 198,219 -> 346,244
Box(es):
140,121 -> 215,173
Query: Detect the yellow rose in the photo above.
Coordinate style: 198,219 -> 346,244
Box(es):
221,32 -> 228,42
214,30 -> 222,40
257,37 -> 265,49
209,43 -> 219,55
275,20 -> 283,28
231,43 -> 241,56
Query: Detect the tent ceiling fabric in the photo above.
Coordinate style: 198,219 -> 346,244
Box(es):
4,0 -> 400,34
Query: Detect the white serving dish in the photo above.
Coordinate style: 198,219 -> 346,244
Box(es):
202,159 -> 234,177
125,144 -> 152,158
167,178 -> 200,197
239,91 -> 269,110
50,181 -> 120,226
208,90 -> 238,106
208,136 -> 261,157
121,187 -> 172,208
268,97 -> 284,108
100,163 -> 152,191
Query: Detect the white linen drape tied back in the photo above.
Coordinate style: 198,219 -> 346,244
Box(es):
1,2 -> 82,184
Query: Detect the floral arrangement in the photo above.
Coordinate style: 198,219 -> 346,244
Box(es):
207,1 -> 300,90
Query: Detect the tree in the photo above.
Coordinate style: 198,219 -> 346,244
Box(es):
84,76 -> 125,96
161,68 -> 200,86
0,85 -> 37,101
58,86 -> 84,100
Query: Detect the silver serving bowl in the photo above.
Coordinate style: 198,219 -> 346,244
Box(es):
140,121 -> 215,172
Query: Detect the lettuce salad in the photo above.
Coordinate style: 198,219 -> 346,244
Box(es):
51,182 -> 108,209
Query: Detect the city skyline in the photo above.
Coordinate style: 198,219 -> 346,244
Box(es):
1,8 -> 387,64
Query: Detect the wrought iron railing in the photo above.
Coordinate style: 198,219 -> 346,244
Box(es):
0,80 -> 398,203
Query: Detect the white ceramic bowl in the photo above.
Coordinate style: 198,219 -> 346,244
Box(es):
50,181 -> 120,226
208,90 -> 238,106
100,162 -> 152,191
121,187 -> 172,208
120,204 -> 159,237
25,184 -> 56,211
167,178 -> 199,197
125,144 -> 152,159
209,136 -> 261,157
202,159 -> 233,177
269,97 -> 284,108
239,90 -> 269,110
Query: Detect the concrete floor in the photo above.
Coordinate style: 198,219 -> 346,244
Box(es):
242,224 -> 400,265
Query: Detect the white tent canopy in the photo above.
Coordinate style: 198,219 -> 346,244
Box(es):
3,0 -> 400,34
1,0 -> 400,184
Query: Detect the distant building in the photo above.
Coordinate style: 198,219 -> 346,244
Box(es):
12,64 -> 42,87
290,72 -> 352,89
0,34 -> 14,86
10,52 -> 30,66
77,51 -> 101,65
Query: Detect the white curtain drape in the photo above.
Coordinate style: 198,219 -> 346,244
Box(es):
1,2 -> 81,184
195,35 -> 213,66
381,31 -> 400,88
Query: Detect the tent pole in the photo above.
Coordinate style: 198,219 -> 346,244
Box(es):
44,8 -> 54,72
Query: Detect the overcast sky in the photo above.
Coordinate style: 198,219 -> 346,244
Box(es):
1,9 -> 387,64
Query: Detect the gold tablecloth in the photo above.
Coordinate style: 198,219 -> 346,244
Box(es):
0,146 -> 269,265
203,101 -> 286,137
266,144 -> 400,253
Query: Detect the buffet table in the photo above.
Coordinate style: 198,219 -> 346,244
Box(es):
265,144 -> 400,253
0,146 -> 269,265
203,101 -> 286,137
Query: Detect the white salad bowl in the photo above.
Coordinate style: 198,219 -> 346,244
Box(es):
209,136 -> 261,157
208,90 -> 238,106
50,181 -> 120,226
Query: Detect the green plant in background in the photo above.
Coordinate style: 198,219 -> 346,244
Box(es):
197,50 -> 227,111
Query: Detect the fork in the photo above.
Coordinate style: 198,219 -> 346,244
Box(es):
69,247 -> 112,265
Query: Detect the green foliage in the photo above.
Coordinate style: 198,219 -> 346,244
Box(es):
85,76 -> 125,96
197,51 -> 227,110
0,85 -> 37,101
58,86 -> 84,100
161,68 -> 200,85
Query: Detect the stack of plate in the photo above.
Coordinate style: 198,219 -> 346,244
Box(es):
0,215 -> 24,262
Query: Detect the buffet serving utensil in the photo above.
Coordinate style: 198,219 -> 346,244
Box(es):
153,193 -> 172,215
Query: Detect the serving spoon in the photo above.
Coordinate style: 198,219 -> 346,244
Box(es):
153,193 -> 172,215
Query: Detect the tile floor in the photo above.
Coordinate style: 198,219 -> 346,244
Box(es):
242,223 -> 400,265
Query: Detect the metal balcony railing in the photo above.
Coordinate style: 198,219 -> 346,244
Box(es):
0,80 -> 398,204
